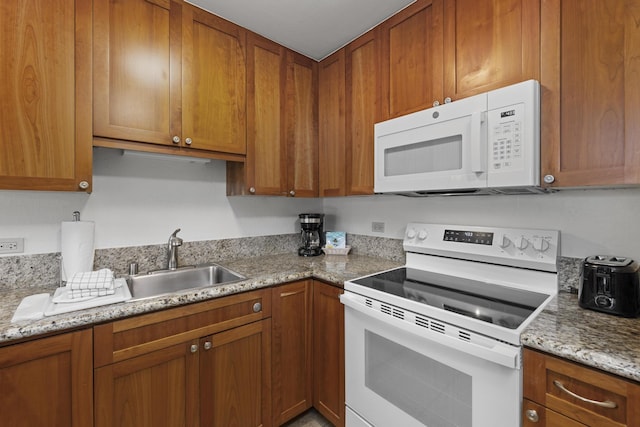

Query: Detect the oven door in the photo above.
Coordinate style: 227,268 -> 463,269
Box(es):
341,292 -> 522,427
374,92 -> 488,194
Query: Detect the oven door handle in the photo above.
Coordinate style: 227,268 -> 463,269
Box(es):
341,293 -> 520,369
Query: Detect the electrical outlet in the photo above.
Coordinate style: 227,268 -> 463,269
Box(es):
0,238 -> 24,254
371,222 -> 385,233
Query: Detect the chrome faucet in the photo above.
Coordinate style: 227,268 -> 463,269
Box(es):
167,228 -> 183,270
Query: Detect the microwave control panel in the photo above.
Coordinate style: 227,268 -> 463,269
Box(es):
485,79 -> 540,188
488,103 -> 525,173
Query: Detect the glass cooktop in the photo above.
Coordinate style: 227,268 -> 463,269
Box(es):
350,267 -> 550,329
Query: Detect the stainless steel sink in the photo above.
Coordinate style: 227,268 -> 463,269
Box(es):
126,263 -> 246,301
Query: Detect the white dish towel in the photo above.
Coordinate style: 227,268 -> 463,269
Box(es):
66,268 -> 115,299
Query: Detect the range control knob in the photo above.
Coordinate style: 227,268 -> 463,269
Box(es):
417,230 -> 428,240
499,235 -> 511,248
514,236 -> 529,250
407,228 -> 417,239
532,237 -> 550,252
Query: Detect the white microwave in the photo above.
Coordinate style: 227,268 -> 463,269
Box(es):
374,80 -> 546,196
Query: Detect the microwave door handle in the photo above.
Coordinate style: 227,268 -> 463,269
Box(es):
470,111 -> 486,173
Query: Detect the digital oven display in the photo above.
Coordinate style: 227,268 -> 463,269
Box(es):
443,229 -> 494,245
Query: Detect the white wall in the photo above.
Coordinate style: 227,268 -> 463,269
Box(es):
0,148 -> 322,254
2,147 -> 640,260
324,188 -> 640,260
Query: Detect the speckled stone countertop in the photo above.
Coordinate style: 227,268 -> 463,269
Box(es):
0,253 -> 401,345
522,292 -> 640,383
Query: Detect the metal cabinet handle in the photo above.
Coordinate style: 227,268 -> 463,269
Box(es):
444,97 -> 452,104
252,302 -> 262,313
289,190 -> 295,196
190,344 -> 198,353
525,409 -> 539,422
78,181 -> 89,190
553,380 -> 617,408
249,187 -> 256,194
432,100 -> 440,107
185,137 -> 192,145
203,341 -> 212,350
173,136 -> 180,144
543,174 -> 555,184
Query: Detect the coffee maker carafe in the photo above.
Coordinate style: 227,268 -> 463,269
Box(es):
298,213 -> 324,257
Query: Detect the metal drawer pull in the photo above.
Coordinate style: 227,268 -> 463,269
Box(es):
553,380 -> 618,408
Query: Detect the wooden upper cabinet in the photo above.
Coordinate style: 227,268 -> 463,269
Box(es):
318,49 -> 347,197
227,40 -> 317,197
245,33 -> 287,195
182,5 -> 246,155
380,0 -> 442,119
93,0 -> 246,158
541,0 -> 640,188
0,0 -> 92,192
345,29 -> 381,195
93,0 -> 179,146
286,51 -> 319,197
442,0 -> 540,101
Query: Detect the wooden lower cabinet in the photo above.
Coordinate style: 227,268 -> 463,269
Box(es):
524,348 -> 640,427
313,280 -> 345,427
94,289 -> 272,427
272,280 -> 313,425
0,329 -> 93,427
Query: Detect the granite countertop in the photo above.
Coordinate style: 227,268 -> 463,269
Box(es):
3,252 -> 639,384
0,253 -> 401,345
522,292 -> 640,383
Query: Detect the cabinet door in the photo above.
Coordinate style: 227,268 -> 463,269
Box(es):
0,0 -> 92,192
345,29 -> 381,195
93,0 -> 180,146
318,49 -> 347,197
182,5 -> 246,154
246,33 -> 287,196
95,340 -> 199,427
0,329 -> 93,427
286,51 -> 319,197
200,319 -> 272,427
523,399 -> 587,427
313,281 -> 345,427
541,0 -> 640,187
380,0 -> 442,119
272,281 -> 313,425
442,0 -> 540,100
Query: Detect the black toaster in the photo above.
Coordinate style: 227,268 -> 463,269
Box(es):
579,255 -> 640,317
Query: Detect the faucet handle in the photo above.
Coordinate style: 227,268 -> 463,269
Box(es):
169,228 -> 183,247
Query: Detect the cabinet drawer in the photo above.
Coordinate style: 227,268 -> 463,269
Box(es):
94,289 -> 271,367
524,348 -> 640,427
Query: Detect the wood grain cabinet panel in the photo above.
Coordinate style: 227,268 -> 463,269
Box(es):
272,280 -> 313,425
313,280 -> 345,427
227,37 -> 317,197
93,0 -> 246,159
345,29 -> 381,195
524,348 -> 640,427
318,50 -> 347,197
541,0 -> 640,187
442,0 -> 540,100
94,289 -> 271,427
0,0 -> 92,192
0,329 -> 93,427
182,5 -> 246,155
380,0 -> 441,119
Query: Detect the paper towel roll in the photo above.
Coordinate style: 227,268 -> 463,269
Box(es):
61,220 -> 95,282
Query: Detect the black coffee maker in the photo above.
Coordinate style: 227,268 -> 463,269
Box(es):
298,213 -> 324,257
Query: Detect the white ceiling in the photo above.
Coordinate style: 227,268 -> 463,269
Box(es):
187,0 -> 416,61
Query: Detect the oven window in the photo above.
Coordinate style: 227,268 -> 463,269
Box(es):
365,330 -> 472,427
383,135 -> 463,176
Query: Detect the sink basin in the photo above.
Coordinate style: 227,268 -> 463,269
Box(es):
126,263 -> 246,301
